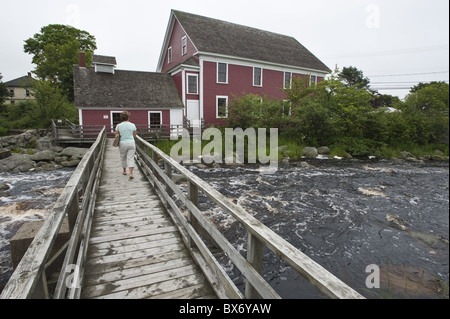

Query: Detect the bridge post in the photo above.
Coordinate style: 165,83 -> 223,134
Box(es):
164,162 -> 173,197
245,233 -> 264,299
187,181 -> 199,249
67,193 -> 80,232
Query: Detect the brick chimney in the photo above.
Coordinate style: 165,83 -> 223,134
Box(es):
78,51 -> 86,67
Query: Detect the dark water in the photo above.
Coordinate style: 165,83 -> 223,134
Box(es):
188,159 -> 449,299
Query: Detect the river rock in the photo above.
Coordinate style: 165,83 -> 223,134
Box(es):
0,182 -> 9,191
431,155 -> 445,161
60,147 -> 88,157
317,146 -> 330,155
298,161 -> 315,168
0,182 -> 10,197
0,153 -> 35,173
61,159 -> 81,167
0,129 -> 47,150
36,136 -> 55,151
0,149 -> 11,160
30,150 -> 56,162
302,147 -> 318,159
399,151 -> 415,159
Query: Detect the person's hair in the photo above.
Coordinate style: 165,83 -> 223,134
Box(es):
120,111 -> 130,122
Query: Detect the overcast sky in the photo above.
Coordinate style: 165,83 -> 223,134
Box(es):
1,0 -> 448,99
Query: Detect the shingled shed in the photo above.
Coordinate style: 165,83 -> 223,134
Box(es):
73,54 -> 184,131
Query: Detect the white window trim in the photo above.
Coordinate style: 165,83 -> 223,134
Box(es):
168,46 -> 172,64
186,73 -> 199,95
284,72 -> 292,89
310,75 -> 318,87
148,111 -> 163,127
253,67 -> 263,87
216,62 -> 228,84
181,36 -> 187,56
110,111 -> 122,133
216,95 -> 228,119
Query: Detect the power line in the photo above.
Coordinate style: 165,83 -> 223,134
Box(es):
371,80 -> 450,84
368,70 -> 449,77
324,44 -> 449,59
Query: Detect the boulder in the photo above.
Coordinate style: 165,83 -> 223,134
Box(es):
60,147 -> 88,157
0,153 -> 35,173
0,182 -> 9,191
36,136 -> 55,151
431,155 -> 445,161
399,151 -> 415,159
0,182 -> 10,196
30,150 -> 56,162
61,159 -> 81,167
317,146 -> 330,155
0,149 -> 11,160
302,147 -> 318,159
298,161 -> 315,168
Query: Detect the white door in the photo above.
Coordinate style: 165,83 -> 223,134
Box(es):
170,109 -> 184,137
186,100 -> 200,126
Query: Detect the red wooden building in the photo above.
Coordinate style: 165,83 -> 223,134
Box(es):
157,10 -> 330,126
73,54 -> 184,134
73,10 -> 330,131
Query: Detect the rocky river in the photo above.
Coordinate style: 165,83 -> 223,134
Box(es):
189,159 -> 449,299
0,158 -> 448,298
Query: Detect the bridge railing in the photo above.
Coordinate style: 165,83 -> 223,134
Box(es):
52,119 -> 184,141
135,135 -> 365,299
0,127 -> 107,299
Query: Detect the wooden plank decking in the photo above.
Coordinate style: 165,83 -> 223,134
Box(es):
80,140 -> 216,299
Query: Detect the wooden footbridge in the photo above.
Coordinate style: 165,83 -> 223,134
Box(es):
1,128 -> 364,299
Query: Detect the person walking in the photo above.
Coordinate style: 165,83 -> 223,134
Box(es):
115,111 -> 137,179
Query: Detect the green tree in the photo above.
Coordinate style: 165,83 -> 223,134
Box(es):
338,66 -> 370,90
0,73 -> 8,106
405,82 -> 449,113
4,80 -> 77,129
24,24 -> 96,101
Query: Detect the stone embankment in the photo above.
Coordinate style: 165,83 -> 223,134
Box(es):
0,130 -> 88,173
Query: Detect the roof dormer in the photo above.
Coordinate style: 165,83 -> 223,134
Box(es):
92,55 -> 117,74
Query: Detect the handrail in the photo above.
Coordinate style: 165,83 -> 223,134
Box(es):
0,128 -> 106,299
135,135 -> 365,299
52,119 -> 183,141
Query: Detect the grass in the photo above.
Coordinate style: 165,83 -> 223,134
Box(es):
154,136 -> 449,162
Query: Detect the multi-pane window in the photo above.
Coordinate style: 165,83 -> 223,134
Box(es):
217,62 -> 227,83
149,112 -> 162,127
187,74 -> 198,94
253,67 -> 262,86
310,75 -> 317,87
284,72 -> 292,89
181,36 -> 187,55
216,96 -> 228,118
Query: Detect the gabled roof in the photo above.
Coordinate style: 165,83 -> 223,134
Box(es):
4,75 -> 35,87
92,55 -> 117,65
169,10 -> 330,73
73,66 -> 183,109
